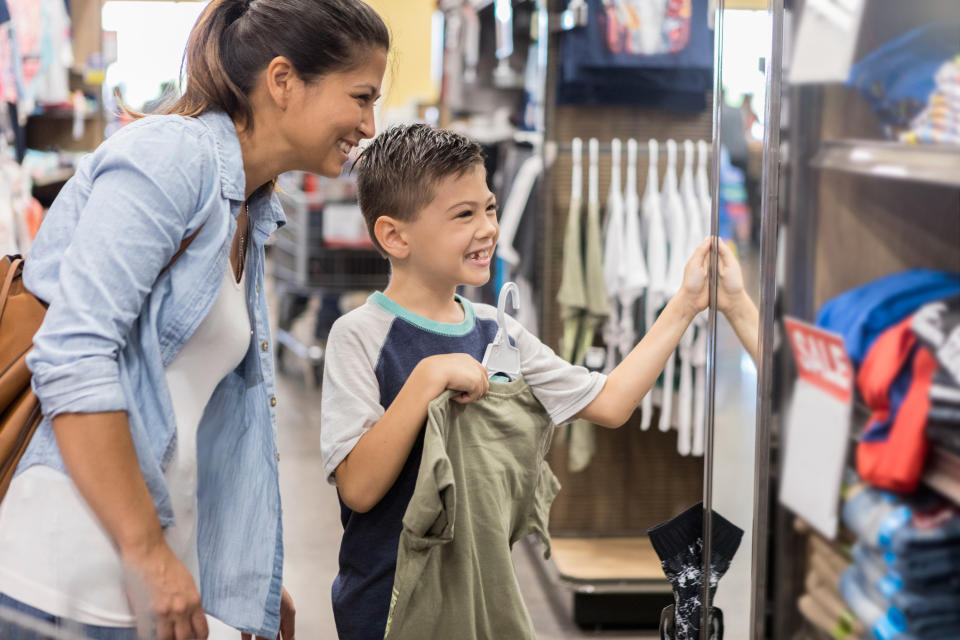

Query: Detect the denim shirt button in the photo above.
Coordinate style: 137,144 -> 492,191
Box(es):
261,340 -> 269,352
270,396 -> 277,407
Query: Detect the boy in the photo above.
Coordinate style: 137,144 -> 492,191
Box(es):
320,125 -> 736,639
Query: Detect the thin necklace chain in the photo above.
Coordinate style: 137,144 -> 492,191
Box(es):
236,202 -> 248,283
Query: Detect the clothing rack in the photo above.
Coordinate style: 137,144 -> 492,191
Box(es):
556,140 -> 713,154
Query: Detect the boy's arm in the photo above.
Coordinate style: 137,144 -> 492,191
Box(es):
576,295 -> 698,428
334,353 -> 489,514
576,237 -> 712,428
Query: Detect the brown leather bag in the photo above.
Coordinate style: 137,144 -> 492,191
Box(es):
0,228 -> 202,501
0,255 -> 46,500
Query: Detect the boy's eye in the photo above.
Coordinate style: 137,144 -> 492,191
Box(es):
456,210 -> 473,219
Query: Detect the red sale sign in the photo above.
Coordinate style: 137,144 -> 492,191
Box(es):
783,317 -> 853,403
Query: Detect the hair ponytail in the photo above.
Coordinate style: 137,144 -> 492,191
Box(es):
154,0 -> 389,129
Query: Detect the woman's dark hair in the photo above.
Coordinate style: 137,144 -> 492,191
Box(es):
163,0 -> 389,128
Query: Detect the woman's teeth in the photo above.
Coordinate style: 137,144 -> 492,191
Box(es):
337,140 -> 352,155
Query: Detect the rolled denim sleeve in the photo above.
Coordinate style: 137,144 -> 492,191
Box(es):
26,120 -> 217,419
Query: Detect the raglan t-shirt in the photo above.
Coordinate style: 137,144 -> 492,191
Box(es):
320,292 -> 606,640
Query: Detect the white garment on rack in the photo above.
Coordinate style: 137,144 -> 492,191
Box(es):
496,152 -> 545,268
640,140 -> 668,431
0,265 -> 249,626
691,140 -> 713,455
659,140 -> 687,436
675,141 -> 702,454
618,139 -> 649,360
602,139 -> 626,373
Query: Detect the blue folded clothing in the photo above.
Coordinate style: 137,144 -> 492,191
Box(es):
852,541 -> 960,594
842,486 -> 960,555
840,566 -> 960,640
816,270 -> 960,367
847,23 -> 960,129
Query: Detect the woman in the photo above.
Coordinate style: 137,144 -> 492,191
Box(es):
0,1 -> 388,638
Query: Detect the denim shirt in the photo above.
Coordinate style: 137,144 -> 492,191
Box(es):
21,110 -> 285,637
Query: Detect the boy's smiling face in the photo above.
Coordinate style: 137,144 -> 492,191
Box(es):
400,164 -> 499,290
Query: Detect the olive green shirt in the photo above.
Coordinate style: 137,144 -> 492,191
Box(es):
384,379 -> 560,640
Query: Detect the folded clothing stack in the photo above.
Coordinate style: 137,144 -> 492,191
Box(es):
797,530 -> 865,640
839,485 -> 960,639
912,295 -> 960,456
900,56 -> 960,146
846,23 -> 960,142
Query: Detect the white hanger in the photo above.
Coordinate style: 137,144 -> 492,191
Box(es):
588,138 -> 599,205
571,137 -> 583,201
482,282 -> 522,380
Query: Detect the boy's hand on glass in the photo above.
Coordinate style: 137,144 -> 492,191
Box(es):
678,236 -> 712,318
716,238 -> 748,314
420,353 -> 490,404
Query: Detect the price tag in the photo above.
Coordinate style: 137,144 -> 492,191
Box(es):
779,317 -> 854,539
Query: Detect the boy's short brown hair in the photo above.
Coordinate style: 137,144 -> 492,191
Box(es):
355,124 -> 485,255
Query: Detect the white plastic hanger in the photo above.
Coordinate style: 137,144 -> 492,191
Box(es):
618,139 -> 649,360
588,138 -> 599,206
659,139 -> 687,436
572,137 -> 583,201
482,282 -> 522,380
602,138 -> 625,372
640,140 -> 668,432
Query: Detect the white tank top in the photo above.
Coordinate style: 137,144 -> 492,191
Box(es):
0,264 -> 250,626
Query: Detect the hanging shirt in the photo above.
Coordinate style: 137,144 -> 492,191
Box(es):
557,195 -> 588,364
641,153 -> 669,431
659,145 -> 687,433
603,170 -> 627,371
320,293 -> 605,640
618,162 -> 650,359
559,0 -> 714,103
384,380 -> 559,640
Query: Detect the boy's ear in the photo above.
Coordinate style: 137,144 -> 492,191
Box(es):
374,216 -> 409,260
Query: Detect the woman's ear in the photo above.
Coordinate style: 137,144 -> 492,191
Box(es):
264,56 -> 297,111
374,216 -> 409,260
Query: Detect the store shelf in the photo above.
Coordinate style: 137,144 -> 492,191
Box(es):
812,139 -> 960,188
549,537 -> 670,593
924,446 -> 960,506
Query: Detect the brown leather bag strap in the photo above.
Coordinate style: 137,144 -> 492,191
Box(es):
159,226 -> 204,278
0,257 -> 24,324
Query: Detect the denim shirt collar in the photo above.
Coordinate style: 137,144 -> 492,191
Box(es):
196,110 -> 286,238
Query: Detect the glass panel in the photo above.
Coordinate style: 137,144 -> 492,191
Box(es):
702,1 -> 780,638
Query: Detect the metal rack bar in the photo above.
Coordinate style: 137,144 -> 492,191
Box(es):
556,140 -> 712,154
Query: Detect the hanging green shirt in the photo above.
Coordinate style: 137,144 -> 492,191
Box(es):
385,378 -> 560,640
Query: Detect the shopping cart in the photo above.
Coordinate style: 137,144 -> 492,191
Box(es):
0,604 -> 92,640
271,175 -> 390,384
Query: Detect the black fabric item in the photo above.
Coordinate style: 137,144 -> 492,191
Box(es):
647,503 -> 743,640
929,402 -> 960,424
928,421 -> 960,456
